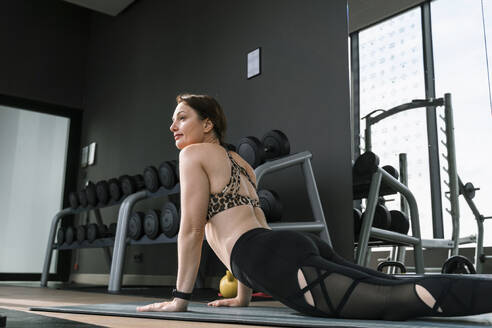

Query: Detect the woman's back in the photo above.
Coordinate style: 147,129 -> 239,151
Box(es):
194,143 -> 269,270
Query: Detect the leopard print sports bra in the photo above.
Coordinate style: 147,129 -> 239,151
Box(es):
207,150 -> 260,220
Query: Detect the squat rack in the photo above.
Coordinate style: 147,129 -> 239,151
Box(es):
358,93 -> 483,271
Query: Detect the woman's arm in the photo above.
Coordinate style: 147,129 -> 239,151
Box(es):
174,146 -> 209,309
137,145 -> 208,312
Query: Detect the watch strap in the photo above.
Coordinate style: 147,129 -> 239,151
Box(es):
172,288 -> 192,300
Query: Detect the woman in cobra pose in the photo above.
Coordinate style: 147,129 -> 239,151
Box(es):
137,93 -> 492,320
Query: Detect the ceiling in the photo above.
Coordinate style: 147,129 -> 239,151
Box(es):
61,0 -> 136,16
61,0 -> 427,32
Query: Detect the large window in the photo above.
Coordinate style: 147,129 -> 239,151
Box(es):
432,0 -> 492,243
353,0 -> 492,245
358,7 -> 433,238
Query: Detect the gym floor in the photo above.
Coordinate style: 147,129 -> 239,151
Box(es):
0,283 -> 284,328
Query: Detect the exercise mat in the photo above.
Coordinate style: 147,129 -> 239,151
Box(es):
31,302 -> 492,328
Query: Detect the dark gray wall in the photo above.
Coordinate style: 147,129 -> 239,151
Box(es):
0,0 -> 89,108
78,0 -> 352,278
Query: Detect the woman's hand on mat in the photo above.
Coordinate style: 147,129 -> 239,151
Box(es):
136,298 -> 188,312
207,297 -> 249,308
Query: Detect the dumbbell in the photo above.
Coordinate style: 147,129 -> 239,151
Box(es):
120,174 -> 145,196
389,210 -> 410,235
128,212 -> 145,240
237,130 -> 290,168
382,165 -> 399,180
361,203 -> 391,230
258,189 -> 282,222
78,189 -> 88,208
143,160 -> 179,192
108,222 -> 117,237
144,209 -> 161,239
65,226 -> 75,245
160,201 -> 180,238
143,166 -> 160,192
57,226 -> 65,244
76,225 -> 87,243
353,151 -> 379,176
69,192 -> 79,209
85,181 -> 98,207
108,178 -> 123,201
96,180 -> 110,205
87,223 -> 110,242
159,160 -> 179,189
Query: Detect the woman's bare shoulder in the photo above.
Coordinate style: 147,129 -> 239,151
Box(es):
179,143 -> 225,162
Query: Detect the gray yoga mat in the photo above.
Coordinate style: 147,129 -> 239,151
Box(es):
31,302 -> 492,328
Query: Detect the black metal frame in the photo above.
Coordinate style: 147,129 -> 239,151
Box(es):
0,93 -> 82,282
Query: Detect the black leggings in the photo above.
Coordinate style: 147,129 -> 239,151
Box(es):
230,228 -> 492,320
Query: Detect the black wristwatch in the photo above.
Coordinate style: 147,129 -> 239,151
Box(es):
172,288 -> 192,300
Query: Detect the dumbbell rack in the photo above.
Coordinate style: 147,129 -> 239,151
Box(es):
254,151 -> 331,245
40,184 -> 180,287
359,93 -> 480,273
107,150 -> 330,292
354,165 -> 425,273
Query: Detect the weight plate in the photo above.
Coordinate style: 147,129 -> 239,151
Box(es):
261,130 -> 290,160
69,192 -> 79,209
87,223 -> 98,243
463,182 -> 476,199
168,160 -> 180,183
258,189 -> 282,222
108,178 -> 122,201
78,189 -> 88,207
353,151 -> 380,176
237,136 -> 264,168
144,209 -> 161,239
128,212 -> 144,240
65,226 -> 74,245
160,202 -> 180,237
57,226 -> 65,244
159,161 -> 177,189
96,180 -> 110,205
76,225 -> 86,243
85,181 -> 98,206
143,166 -> 160,192
389,210 -> 410,235
442,255 -> 476,274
